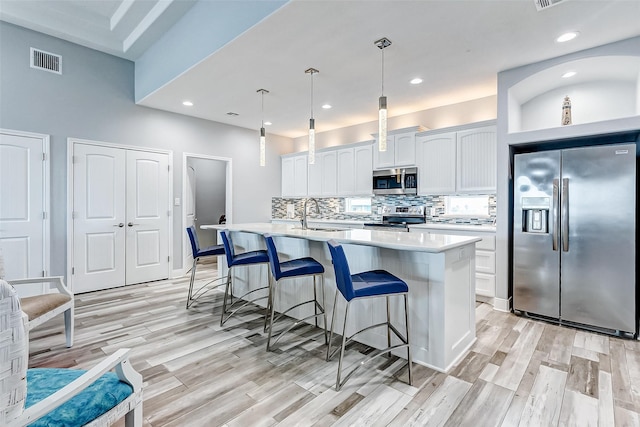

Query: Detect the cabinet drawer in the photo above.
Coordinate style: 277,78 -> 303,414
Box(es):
476,235 -> 495,251
476,250 -> 495,274
475,272 -> 495,297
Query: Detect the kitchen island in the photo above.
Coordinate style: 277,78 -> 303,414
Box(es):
201,223 -> 480,372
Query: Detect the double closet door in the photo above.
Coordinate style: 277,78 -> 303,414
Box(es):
72,143 -> 170,293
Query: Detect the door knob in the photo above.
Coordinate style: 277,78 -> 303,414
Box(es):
114,223 -> 124,228
127,222 -> 139,227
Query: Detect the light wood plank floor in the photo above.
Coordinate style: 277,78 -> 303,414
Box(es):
28,265 -> 640,426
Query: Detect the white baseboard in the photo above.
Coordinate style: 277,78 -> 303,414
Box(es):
493,296 -> 511,312
172,268 -> 187,279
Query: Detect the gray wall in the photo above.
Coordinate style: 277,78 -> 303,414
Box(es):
0,22 -> 293,275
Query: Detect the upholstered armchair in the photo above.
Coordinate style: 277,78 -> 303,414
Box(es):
0,279 -> 143,426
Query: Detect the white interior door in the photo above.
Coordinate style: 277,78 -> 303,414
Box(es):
125,150 -> 170,284
73,144 -> 126,293
184,165 -> 196,269
0,131 -> 47,297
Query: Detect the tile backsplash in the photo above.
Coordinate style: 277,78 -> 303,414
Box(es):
272,194 -> 496,225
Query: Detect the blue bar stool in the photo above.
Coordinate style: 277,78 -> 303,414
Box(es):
185,225 -> 226,309
263,234 -> 328,351
219,230 -> 271,327
326,240 -> 413,391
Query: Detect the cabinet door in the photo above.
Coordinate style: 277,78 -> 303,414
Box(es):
456,126 -> 496,193
281,157 -> 295,197
416,132 -> 456,195
321,151 -> 337,196
307,153 -> 323,196
337,148 -> 355,195
373,137 -> 394,169
293,155 -> 308,196
354,144 -> 373,195
394,132 -> 416,166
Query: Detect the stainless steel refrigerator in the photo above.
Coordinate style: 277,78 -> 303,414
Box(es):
513,143 -> 636,335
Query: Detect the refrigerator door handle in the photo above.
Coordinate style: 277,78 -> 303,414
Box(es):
552,178 -> 559,251
562,178 -> 569,252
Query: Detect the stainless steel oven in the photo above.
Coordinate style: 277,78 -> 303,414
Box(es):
372,167 -> 418,195
364,205 -> 425,232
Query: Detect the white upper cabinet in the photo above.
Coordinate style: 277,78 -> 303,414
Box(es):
337,143 -> 373,196
416,123 -> 496,195
354,144 -> 373,195
394,132 -> 416,166
282,142 -> 372,198
336,148 -> 355,195
281,153 -> 308,197
416,131 -> 457,194
308,151 -> 337,196
456,126 -> 496,193
373,127 -> 422,169
307,153 -> 322,196
321,150 -> 337,196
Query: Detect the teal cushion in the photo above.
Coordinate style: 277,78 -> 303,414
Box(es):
26,368 -> 133,427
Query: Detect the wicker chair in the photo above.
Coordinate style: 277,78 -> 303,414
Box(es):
0,252 -> 74,347
0,279 -> 143,427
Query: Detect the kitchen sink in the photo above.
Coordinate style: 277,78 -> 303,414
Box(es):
292,226 -> 347,232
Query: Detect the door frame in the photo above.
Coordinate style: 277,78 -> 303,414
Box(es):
67,137 -> 174,290
181,152 -> 233,274
0,128 -> 50,278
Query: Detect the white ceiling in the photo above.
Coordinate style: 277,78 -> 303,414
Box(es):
2,0 -> 640,139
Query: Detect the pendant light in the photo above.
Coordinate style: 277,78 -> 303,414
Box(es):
375,37 -> 391,152
257,89 -> 269,167
305,68 -> 319,164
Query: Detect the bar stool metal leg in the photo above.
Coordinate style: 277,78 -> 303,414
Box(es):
326,289 -> 340,362
336,301 -> 351,391
405,293 -> 413,385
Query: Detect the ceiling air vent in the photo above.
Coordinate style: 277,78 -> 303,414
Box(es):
30,47 -> 61,74
534,0 -> 566,11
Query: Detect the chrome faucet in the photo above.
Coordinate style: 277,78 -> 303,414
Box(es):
302,198 -> 320,230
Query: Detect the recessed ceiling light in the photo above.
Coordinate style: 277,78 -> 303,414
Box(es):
410,78 -> 423,85
322,104 -> 332,109
562,71 -> 577,78
556,32 -> 579,43
182,101 -> 193,106
264,121 -> 272,126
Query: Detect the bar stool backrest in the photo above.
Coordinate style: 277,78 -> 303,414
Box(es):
327,240 -> 355,301
263,234 -> 282,280
219,230 -> 236,267
186,225 -> 200,257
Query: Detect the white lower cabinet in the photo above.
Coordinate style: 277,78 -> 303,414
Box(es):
409,226 -> 496,298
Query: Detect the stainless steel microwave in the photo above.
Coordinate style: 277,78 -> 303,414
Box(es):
372,167 -> 418,195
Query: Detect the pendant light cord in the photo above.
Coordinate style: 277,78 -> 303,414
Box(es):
381,47 -> 385,96
261,90 -> 265,127
310,71 -> 314,119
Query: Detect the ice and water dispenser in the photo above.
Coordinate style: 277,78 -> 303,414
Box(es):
521,197 -> 550,233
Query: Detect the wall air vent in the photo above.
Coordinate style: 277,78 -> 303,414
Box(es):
30,47 -> 62,74
534,0 -> 566,11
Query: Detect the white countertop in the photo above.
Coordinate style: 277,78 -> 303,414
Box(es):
201,222 -> 480,253
410,223 -> 496,233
